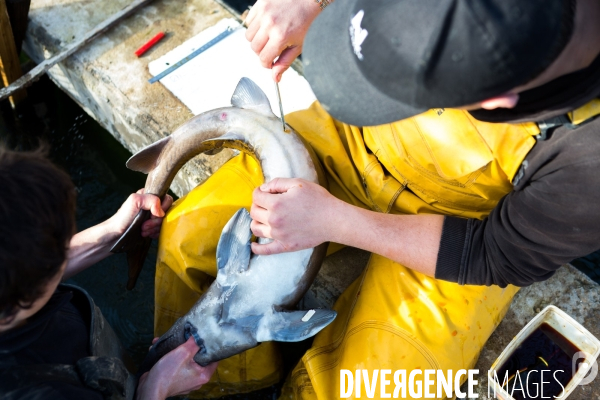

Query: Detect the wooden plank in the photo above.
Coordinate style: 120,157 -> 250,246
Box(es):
0,0 -> 26,107
0,0 -> 155,102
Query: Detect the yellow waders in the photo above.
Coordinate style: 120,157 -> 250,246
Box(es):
154,103 -> 540,399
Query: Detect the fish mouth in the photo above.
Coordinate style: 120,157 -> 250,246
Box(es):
184,321 -> 208,357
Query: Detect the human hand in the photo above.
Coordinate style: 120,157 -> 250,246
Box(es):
105,189 -> 173,241
137,337 -> 218,400
244,0 -> 322,82
250,178 -> 341,255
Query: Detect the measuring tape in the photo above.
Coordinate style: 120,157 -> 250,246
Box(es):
149,26 -> 238,84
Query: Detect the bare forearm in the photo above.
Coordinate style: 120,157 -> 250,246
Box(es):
251,179 -> 443,275
328,201 -> 444,277
136,376 -> 168,400
62,192 -> 171,280
63,221 -> 118,280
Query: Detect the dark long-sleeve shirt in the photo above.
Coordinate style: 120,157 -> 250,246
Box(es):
0,288 -> 102,400
435,54 -> 600,287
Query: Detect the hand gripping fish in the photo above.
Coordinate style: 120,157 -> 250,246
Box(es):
111,78 -> 336,372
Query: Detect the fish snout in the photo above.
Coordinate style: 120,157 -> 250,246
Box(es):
193,350 -> 213,367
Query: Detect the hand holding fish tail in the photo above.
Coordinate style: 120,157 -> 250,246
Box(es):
136,337 -> 218,400
107,190 -> 173,241
244,0 -> 323,82
63,191 -> 173,280
250,178 -> 341,255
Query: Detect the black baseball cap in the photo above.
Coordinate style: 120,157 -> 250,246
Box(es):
303,0 -> 574,127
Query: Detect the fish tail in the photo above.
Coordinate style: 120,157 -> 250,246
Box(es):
110,209 -> 152,290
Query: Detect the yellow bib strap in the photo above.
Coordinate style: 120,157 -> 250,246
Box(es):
513,98 -> 600,186
569,98 -> 600,126
536,98 -> 600,140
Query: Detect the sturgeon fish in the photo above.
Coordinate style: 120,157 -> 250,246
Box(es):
112,78 -> 336,372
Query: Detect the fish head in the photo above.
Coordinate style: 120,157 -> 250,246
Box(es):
184,316 -> 259,366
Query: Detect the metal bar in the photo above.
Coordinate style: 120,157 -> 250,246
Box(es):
0,0 -> 155,102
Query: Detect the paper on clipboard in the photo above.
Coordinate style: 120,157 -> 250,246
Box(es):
148,19 -> 317,117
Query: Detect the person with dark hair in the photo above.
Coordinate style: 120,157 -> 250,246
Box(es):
148,0 -> 600,397
0,147 -> 217,400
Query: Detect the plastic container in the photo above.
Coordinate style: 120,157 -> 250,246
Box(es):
488,305 -> 600,399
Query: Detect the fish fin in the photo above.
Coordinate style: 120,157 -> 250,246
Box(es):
216,208 -> 252,275
224,315 -> 262,331
256,309 -> 337,342
231,77 -> 274,117
125,237 -> 152,290
126,136 -> 171,173
110,209 -> 152,290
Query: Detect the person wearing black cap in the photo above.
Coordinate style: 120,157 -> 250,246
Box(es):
240,0 -> 600,397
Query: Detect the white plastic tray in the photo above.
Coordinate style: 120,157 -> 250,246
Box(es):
488,305 -> 600,399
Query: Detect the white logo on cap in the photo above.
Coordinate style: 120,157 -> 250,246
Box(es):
350,10 -> 368,60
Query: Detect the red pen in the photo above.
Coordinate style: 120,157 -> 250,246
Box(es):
135,32 -> 166,57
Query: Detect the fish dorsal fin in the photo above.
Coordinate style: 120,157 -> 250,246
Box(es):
126,136 -> 171,173
231,78 -> 274,117
256,309 -> 337,342
216,208 -> 252,277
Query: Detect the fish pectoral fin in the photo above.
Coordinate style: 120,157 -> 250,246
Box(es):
216,208 -> 252,277
126,136 -> 171,173
231,77 -> 274,117
256,309 -> 337,342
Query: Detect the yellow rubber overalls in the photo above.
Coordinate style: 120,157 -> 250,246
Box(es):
154,103 -> 543,399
